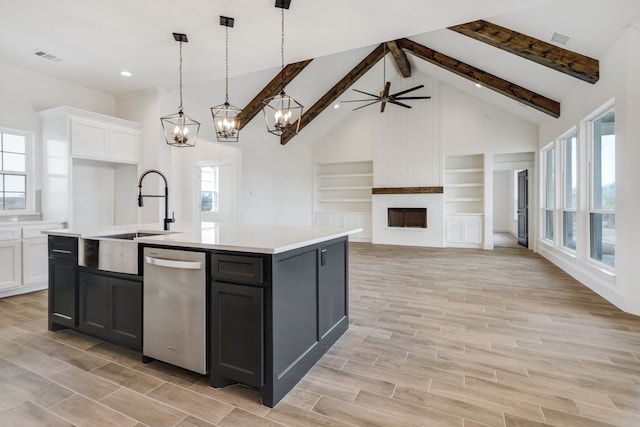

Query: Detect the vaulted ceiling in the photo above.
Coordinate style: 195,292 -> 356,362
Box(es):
1,0 -> 639,144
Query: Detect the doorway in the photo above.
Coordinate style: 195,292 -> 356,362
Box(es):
492,152 -> 534,249
199,164 -> 235,223
517,169 -> 529,247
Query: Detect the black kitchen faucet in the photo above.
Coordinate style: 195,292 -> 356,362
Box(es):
137,169 -> 174,230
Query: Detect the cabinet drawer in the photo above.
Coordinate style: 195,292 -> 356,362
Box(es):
23,222 -> 67,238
48,236 -> 78,259
211,254 -> 263,285
0,227 -> 21,241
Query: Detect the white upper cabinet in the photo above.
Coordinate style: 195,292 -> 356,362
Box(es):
109,125 -> 141,163
71,116 -> 140,164
40,106 -> 141,165
70,118 -> 109,159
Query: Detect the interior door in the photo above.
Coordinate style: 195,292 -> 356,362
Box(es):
517,170 -> 529,247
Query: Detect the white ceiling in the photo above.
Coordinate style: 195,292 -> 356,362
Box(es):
2,0 -> 639,136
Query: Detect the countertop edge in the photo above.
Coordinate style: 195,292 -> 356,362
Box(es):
43,224 -> 363,254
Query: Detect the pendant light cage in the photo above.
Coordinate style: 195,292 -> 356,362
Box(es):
211,16 -> 241,143
161,33 -> 200,147
262,2 -> 303,138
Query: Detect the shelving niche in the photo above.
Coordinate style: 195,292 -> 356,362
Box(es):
314,161 -> 373,242
445,154 -> 484,247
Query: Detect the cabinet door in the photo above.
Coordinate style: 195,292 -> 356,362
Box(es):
70,118 -> 108,159
0,240 -> 21,290
49,257 -> 77,328
318,241 -> 347,338
78,271 -> 108,337
108,277 -> 142,349
23,237 -> 48,285
109,126 -> 140,164
211,282 -> 263,388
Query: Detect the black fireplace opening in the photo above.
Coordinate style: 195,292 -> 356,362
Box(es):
387,208 -> 427,228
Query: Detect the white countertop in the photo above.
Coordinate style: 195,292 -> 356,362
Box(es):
43,222 -> 362,254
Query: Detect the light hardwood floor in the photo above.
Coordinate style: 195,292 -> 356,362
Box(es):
2,243 -> 640,426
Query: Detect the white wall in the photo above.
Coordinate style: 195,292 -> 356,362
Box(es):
0,61 -> 116,221
237,124 -> 313,226
536,22 -> 640,314
312,70 -> 538,247
373,74 -> 441,187
117,90 -> 313,228
492,170 -> 512,233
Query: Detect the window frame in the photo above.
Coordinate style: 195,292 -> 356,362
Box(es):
0,127 -> 35,215
587,103 -> 616,270
541,143 -> 555,243
560,129 -> 578,252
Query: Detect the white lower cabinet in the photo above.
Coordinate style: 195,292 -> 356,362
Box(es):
315,213 -> 372,242
0,221 -> 66,297
0,240 -> 22,290
445,214 -> 483,248
23,237 -> 48,285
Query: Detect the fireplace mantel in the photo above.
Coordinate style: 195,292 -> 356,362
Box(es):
372,187 -> 443,195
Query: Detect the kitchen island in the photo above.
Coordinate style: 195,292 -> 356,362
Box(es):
45,222 -> 360,407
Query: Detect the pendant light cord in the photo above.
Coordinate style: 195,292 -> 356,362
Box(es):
225,25 -> 229,104
178,40 -> 184,112
281,7 -> 285,92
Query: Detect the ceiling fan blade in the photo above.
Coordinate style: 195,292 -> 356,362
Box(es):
390,84 -> 425,97
352,99 -> 381,111
380,99 -> 388,113
382,82 -> 391,99
352,88 -> 379,98
342,99 -> 379,103
388,99 -> 412,109
393,96 -> 432,100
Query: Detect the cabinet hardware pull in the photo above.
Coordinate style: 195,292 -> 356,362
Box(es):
144,256 -> 202,270
52,249 -> 72,254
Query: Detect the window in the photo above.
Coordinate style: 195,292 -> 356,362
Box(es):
542,146 -> 555,241
590,109 -> 615,267
0,129 -> 31,212
562,132 -> 577,250
200,166 -> 219,213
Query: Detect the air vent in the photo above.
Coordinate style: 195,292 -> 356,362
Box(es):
33,49 -> 62,62
550,32 -> 571,46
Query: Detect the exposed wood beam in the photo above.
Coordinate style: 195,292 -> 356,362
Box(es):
396,38 -> 560,118
448,20 -> 599,84
385,40 -> 411,78
281,44 -> 386,145
237,59 -> 313,131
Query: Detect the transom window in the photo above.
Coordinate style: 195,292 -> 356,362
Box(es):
0,129 -> 30,211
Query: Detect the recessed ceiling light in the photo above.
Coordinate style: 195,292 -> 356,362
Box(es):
475,83 -> 482,88
334,104 -> 340,109
120,70 -> 132,77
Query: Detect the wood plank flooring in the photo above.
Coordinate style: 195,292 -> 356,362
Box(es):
2,243 -> 640,426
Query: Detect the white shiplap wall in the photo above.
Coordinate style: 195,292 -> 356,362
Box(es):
373,74 -> 441,187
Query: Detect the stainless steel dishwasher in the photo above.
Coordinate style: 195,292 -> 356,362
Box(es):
143,247 -> 207,374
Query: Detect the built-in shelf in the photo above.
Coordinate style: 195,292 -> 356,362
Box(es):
315,161 -> 373,242
318,186 -> 372,191
445,154 -> 485,248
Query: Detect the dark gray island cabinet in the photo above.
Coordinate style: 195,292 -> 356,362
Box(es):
46,224 -> 355,408
210,236 -> 349,407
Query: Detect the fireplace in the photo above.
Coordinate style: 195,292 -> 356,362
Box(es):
387,208 -> 427,228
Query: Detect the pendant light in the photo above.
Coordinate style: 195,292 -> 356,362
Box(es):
211,16 -> 241,143
262,0 -> 303,138
161,33 -> 200,147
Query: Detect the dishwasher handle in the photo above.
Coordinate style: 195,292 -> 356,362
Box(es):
144,256 -> 203,270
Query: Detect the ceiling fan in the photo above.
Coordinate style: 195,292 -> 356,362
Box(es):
343,45 -> 431,112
